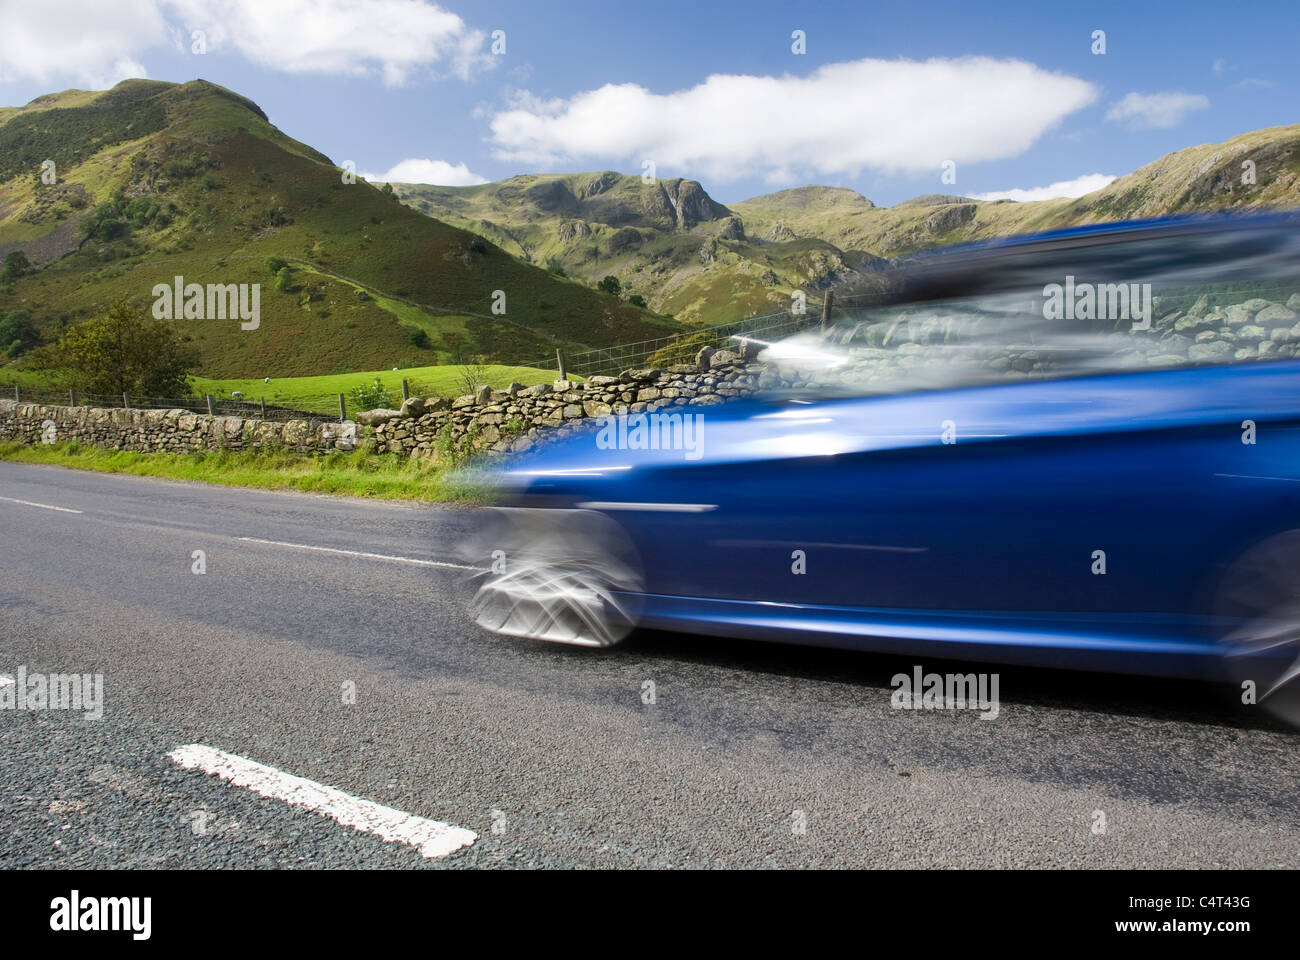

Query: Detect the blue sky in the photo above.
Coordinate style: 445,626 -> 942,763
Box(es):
1,0 -> 1295,206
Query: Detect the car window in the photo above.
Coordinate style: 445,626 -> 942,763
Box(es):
765,219 -> 1300,397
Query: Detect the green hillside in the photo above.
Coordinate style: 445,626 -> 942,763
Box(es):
0,79 -> 677,380
392,172 -> 862,327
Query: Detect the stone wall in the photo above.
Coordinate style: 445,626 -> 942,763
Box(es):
368,346 -> 778,457
0,399 -> 358,453
0,346 -> 782,458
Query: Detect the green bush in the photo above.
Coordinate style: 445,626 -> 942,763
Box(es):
349,377 -> 393,411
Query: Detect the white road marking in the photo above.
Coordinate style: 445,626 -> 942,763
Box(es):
576,501 -> 717,512
167,744 -> 477,859
236,536 -> 480,571
0,495 -> 82,514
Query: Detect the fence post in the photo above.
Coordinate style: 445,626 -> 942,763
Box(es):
338,393 -> 346,423
401,379 -> 410,401
205,395 -> 215,416
13,386 -> 19,402
123,392 -> 130,410
69,389 -> 76,406
556,349 -> 567,381
260,396 -> 266,419
820,291 -> 834,331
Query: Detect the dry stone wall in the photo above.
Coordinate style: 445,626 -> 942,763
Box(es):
0,346 -> 784,458
0,400 -> 358,453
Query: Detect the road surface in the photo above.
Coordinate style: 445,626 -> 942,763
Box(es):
0,460 -> 1296,868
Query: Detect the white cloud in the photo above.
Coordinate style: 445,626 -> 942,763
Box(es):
970,173 -> 1117,202
0,0 -> 490,89
0,0 -> 164,87
1104,91 -> 1210,130
359,158 -> 487,185
488,57 -> 1098,182
168,0 -> 491,84
1212,58 -> 1229,77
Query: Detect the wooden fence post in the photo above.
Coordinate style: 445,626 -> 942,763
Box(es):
401,379 -> 410,401
123,392 -> 130,409
69,389 -> 76,406
205,395 -> 215,416
13,386 -> 19,402
556,348 -> 567,381
260,397 -> 267,419
820,290 -> 834,331
338,393 -> 347,423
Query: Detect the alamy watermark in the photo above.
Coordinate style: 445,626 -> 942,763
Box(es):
0,666 -> 103,720
152,275 -> 260,330
1042,276 -> 1151,330
890,665 -> 1000,720
595,411 -> 704,461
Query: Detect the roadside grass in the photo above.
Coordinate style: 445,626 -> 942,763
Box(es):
0,440 -> 490,502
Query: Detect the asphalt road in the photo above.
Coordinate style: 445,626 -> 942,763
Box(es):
1,459 -> 1297,869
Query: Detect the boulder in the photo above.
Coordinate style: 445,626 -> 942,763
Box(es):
398,397 -> 426,418
354,408 -> 403,426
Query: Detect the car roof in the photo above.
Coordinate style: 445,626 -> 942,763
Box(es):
844,210 -> 1300,306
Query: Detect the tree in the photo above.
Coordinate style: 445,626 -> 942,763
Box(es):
3,250 -> 30,282
0,309 -> 40,358
274,266 -> 293,293
597,275 -> 622,297
407,327 -> 432,349
627,293 -> 647,308
39,299 -> 197,396
266,255 -> 287,275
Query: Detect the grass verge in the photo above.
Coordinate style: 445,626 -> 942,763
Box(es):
0,441 -> 489,503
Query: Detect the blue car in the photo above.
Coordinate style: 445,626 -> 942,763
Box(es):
467,212 -> 1300,722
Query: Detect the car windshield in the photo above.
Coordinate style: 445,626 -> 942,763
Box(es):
755,216 -> 1300,398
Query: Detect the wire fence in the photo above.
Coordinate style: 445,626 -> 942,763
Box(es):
4,296 -> 851,419
4,386 -> 343,423
528,301 -> 827,379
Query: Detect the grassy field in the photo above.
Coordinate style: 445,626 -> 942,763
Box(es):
192,362 -> 574,411
0,362 -> 574,409
0,440 -> 489,502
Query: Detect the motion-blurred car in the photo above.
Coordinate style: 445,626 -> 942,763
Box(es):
466,212 -> 1300,722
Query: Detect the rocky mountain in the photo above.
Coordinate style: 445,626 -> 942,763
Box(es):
393,173 -> 867,327
397,126 -> 1300,328
0,79 -> 675,378
733,125 -> 1300,257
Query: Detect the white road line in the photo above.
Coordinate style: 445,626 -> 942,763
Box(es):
167,744 -> 477,859
577,501 -> 717,513
236,536 -> 480,571
0,495 -> 82,514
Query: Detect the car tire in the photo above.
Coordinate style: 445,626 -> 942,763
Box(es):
468,507 -> 643,648
1214,528 -> 1300,726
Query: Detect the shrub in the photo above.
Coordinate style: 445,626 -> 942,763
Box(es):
349,377 -> 393,411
